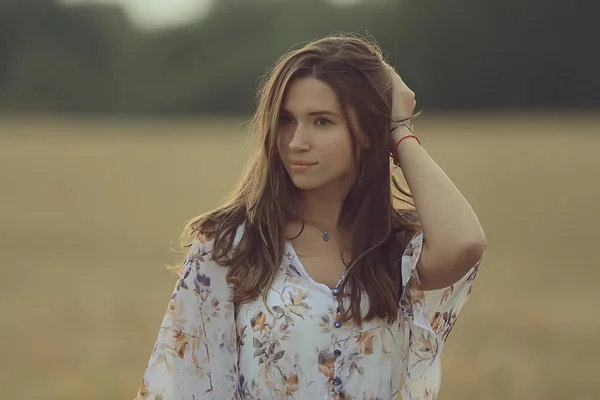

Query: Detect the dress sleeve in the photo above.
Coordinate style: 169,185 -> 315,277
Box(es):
399,231 -> 483,398
423,256 -> 481,343
134,237 -> 238,400
401,231 -> 482,341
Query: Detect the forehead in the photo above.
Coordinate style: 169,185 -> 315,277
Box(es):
282,77 -> 342,114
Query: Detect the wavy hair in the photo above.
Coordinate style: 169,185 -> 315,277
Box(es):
177,33 -> 421,325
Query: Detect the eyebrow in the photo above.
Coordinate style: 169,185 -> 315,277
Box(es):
281,109 -> 339,117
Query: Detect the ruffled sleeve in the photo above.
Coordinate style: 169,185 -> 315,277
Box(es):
399,231 -> 483,399
134,237 -> 238,400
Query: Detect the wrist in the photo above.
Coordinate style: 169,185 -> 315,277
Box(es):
391,124 -> 414,143
391,127 -> 421,166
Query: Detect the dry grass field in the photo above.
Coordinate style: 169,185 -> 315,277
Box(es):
0,112 -> 599,399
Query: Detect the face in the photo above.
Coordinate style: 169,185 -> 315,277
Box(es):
277,77 -> 356,193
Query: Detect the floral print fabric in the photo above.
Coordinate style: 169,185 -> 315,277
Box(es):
135,226 -> 481,399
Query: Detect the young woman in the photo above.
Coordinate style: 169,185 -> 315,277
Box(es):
135,34 -> 486,400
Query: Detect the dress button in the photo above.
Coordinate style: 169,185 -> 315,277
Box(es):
333,377 -> 342,386
334,349 -> 341,357
334,321 -> 342,328
332,287 -> 341,296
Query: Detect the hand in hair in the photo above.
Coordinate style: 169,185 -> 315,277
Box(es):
388,66 -> 417,124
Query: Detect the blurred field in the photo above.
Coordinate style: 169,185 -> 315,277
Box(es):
1,112 -> 599,400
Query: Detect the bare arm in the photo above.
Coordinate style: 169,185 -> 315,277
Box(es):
389,69 -> 486,290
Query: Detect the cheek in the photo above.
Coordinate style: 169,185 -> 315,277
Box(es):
276,127 -> 293,150
325,130 -> 354,170
276,131 -> 287,153
276,135 -> 283,153
340,145 -> 355,172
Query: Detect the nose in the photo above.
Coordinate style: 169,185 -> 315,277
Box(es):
287,123 -> 311,152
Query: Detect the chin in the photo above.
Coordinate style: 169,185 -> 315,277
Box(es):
288,175 -> 327,191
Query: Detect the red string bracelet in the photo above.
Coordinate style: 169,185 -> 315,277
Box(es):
393,134 -> 421,165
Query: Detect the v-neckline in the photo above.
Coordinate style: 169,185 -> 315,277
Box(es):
285,240 -> 347,292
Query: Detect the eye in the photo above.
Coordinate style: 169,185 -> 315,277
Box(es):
316,118 -> 332,127
278,115 -> 294,125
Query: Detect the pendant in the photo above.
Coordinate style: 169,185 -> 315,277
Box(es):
323,231 -> 329,241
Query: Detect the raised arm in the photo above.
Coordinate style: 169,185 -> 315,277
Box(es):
389,68 -> 486,290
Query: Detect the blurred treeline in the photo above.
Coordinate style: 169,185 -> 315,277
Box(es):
1,0 -> 598,114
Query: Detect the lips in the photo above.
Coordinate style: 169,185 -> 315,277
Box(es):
289,160 -> 317,166
288,160 -> 317,171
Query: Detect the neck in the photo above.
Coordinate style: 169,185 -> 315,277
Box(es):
296,184 -> 346,230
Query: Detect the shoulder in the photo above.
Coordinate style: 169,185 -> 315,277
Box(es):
182,222 -> 246,271
192,221 -> 246,252
177,232 -> 233,296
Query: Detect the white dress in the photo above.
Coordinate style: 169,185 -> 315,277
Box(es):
135,225 -> 482,400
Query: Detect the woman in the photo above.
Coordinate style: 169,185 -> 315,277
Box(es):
135,34 -> 486,400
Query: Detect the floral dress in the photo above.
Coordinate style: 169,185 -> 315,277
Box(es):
135,225 -> 481,400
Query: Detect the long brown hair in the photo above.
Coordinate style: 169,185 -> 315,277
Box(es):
178,33 -> 420,325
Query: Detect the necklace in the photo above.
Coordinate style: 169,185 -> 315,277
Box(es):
302,218 -> 338,242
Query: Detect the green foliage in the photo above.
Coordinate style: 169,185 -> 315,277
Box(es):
0,0 -> 597,113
